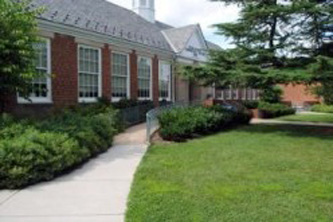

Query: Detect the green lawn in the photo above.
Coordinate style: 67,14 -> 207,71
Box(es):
277,113 -> 333,123
126,125 -> 333,222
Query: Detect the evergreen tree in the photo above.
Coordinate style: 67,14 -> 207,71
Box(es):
182,0 -> 333,104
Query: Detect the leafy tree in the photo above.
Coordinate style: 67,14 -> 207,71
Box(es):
0,0 -> 41,112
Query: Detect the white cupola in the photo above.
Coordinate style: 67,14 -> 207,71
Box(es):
132,0 -> 155,23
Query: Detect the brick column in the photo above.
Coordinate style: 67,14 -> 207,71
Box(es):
52,33 -> 78,107
102,45 -> 111,101
130,50 -> 138,100
1,94 -> 16,113
152,55 -> 159,107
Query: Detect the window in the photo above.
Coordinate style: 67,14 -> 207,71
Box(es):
247,88 -> 253,100
159,61 -> 171,100
78,45 -> 101,102
241,89 -> 247,100
215,88 -> 224,100
18,38 -> 51,103
224,86 -> 232,100
232,88 -> 239,100
112,53 -> 129,99
150,0 -> 154,8
138,57 -> 151,99
253,89 -> 260,100
140,0 -> 146,6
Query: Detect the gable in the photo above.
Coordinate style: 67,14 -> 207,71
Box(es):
180,28 -> 209,62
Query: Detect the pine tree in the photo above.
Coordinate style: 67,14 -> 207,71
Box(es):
181,0 -> 333,103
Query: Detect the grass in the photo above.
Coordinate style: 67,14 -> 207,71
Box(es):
126,125 -> 333,222
277,113 -> 333,123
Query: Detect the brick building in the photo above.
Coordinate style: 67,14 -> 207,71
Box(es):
5,0 -> 321,116
6,0 -> 218,116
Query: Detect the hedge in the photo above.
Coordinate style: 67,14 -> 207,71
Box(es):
311,104 -> 333,114
158,105 -> 252,141
0,107 -> 120,189
242,101 -> 259,109
258,102 -> 296,119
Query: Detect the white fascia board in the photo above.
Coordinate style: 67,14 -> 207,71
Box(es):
161,30 -> 179,53
176,55 -> 208,64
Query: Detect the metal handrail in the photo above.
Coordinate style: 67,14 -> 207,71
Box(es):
146,101 -> 195,142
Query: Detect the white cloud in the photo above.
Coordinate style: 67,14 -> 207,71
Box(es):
107,0 -> 239,48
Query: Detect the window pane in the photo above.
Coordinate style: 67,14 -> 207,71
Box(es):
24,40 -> 49,99
159,62 -> 171,99
138,57 -> 151,98
112,53 -> 129,98
79,46 -> 100,99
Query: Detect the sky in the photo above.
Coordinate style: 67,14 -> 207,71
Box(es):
106,0 -> 240,48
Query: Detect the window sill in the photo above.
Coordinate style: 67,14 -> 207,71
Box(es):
159,98 -> 171,102
17,98 -> 53,104
138,97 -> 152,101
79,98 -> 98,103
112,97 -> 129,102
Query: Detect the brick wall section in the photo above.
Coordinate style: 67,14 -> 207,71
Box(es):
152,55 -> 159,107
102,45 -> 111,101
175,75 -> 190,103
2,94 -> 16,113
52,33 -> 78,107
280,84 -> 321,105
130,50 -> 138,100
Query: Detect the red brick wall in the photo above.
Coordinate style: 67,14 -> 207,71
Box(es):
152,55 -> 159,107
2,94 -> 16,113
102,45 -> 111,100
130,50 -> 138,100
280,84 -> 321,105
52,33 -> 78,107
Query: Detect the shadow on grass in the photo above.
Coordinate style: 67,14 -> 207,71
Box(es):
239,124 -> 333,141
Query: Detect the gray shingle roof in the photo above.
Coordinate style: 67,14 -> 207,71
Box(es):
207,41 -> 221,50
159,23 -> 222,52
30,0 -> 172,51
162,25 -> 199,53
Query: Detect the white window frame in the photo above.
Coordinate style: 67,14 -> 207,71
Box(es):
78,44 -> 102,103
18,38 -> 52,104
159,60 -> 172,101
111,52 -> 130,102
137,56 -> 152,100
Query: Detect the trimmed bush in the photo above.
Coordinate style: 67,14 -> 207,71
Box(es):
258,102 -> 296,119
242,101 -> 259,109
112,98 -> 153,109
158,106 -> 252,141
0,107 -> 120,189
311,104 -> 333,114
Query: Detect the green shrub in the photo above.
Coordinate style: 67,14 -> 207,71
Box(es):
0,128 -> 89,189
0,108 -> 120,189
0,113 -> 15,129
112,98 -> 153,109
158,106 -> 251,141
260,86 -> 283,103
311,104 -> 333,113
242,101 -> 259,109
258,102 -> 296,118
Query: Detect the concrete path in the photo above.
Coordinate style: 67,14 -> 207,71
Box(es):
251,118 -> 333,127
0,124 -> 148,222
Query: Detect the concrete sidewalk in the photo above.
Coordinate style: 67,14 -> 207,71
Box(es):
251,118 -> 333,127
0,124 -> 148,222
